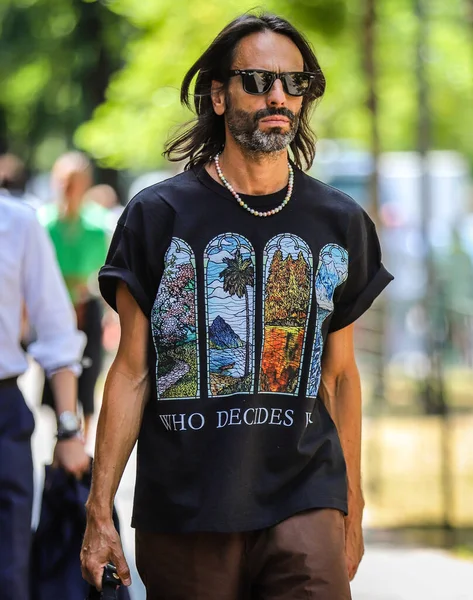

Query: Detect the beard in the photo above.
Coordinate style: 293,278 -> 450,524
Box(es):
225,96 -> 300,155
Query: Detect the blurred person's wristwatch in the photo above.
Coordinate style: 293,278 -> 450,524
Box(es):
56,411 -> 82,441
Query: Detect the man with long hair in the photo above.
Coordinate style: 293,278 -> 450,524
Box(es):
81,12 -> 393,599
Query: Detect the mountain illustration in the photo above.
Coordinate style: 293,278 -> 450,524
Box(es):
209,316 -> 244,349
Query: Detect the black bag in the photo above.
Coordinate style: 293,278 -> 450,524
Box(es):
87,564 -> 123,599
31,464 -> 130,600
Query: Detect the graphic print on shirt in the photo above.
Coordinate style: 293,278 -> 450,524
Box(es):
151,237 -> 199,400
204,233 -> 256,397
259,234 -> 313,395
307,243 -> 349,398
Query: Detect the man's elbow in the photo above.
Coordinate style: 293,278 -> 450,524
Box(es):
109,354 -> 149,388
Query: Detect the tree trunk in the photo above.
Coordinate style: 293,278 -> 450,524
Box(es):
244,288 -> 250,377
0,107 -> 8,154
415,0 -> 453,533
362,0 -> 386,501
73,0 -> 121,197
363,0 -> 381,225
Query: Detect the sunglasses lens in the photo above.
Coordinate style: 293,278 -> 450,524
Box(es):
283,73 -> 312,96
243,71 -> 274,94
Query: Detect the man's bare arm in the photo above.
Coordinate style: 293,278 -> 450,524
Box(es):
319,323 -> 364,580
81,281 -> 149,589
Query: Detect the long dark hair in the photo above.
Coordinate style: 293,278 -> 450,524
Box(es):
163,12 -> 325,171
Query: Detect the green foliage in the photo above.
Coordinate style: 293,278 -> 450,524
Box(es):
75,0 -> 473,170
75,0 -> 354,169
287,0 -> 348,36
2,0 -> 472,170
220,250 -> 255,299
0,0 -> 131,169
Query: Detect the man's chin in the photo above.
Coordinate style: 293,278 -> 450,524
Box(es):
253,130 -> 294,152
231,129 -> 293,153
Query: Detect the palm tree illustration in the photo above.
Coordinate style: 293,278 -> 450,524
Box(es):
219,249 -> 254,377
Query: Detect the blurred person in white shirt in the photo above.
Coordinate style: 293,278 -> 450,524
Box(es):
0,184 -> 90,600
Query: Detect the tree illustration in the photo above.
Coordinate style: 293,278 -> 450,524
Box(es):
265,250 -> 310,325
265,249 -> 287,324
291,251 -> 310,324
219,249 -> 254,376
157,260 -> 196,347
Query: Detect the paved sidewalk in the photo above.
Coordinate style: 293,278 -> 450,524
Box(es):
351,546 -> 473,600
24,365 -> 473,600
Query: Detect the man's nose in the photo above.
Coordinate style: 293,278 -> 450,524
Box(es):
266,78 -> 286,107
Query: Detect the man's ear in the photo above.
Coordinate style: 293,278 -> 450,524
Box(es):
211,80 -> 226,116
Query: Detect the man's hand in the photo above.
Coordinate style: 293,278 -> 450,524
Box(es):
80,283 -> 148,591
344,510 -> 364,581
53,437 -> 91,479
81,517 -> 131,590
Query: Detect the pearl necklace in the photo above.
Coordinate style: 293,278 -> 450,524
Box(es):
214,153 -> 294,217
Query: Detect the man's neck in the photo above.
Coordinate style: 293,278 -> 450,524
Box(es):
207,140 -> 290,196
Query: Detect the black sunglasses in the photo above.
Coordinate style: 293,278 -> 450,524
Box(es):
228,69 -> 316,97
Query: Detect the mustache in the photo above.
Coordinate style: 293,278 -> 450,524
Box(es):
253,107 -> 296,124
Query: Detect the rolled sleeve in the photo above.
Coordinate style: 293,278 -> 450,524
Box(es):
329,209 -> 394,333
99,262 -> 152,317
22,214 -> 86,375
329,263 -> 393,332
98,190 -> 173,317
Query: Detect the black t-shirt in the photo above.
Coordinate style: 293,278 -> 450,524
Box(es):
99,164 -> 393,533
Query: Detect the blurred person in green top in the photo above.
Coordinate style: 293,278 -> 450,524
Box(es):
38,152 -> 109,440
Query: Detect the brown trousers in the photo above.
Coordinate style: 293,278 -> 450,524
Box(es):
135,509 -> 352,600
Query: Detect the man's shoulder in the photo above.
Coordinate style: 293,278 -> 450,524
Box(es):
0,194 -> 38,231
124,170 -> 197,222
116,172 -> 195,235
131,170 -> 196,203
299,170 -> 364,217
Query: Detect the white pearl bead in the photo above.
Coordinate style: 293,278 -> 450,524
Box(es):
214,153 -> 293,217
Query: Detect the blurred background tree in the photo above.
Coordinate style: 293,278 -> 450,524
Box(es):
1,0 -> 471,172
75,0 -> 358,170
72,0 -> 472,171
0,0 -> 134,185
